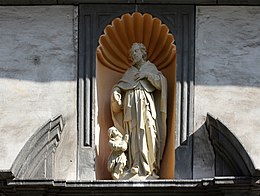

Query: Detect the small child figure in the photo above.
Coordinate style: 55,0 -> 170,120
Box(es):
107,126 -> 129,180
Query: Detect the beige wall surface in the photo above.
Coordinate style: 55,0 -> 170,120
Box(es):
0,6 -> 77,180
195,6 -> 260,170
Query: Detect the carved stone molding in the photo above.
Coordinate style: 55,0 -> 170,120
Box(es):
11,115 -> 64,179
206,113 -> 259,177
1,1 -> 260,5
2,177 -> 260,196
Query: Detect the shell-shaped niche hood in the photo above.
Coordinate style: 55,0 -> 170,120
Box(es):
96,12 -> 176,179
97,12 -> 176,73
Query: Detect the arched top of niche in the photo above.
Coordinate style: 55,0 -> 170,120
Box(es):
96,12 -> 176,73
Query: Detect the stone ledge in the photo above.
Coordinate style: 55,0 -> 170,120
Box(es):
72,177 -> 257,187
6,176 -> 259,187
1,177 -> 259,195
0,0 -> 260,5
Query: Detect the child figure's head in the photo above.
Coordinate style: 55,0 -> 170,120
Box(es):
108,126 -> 123,140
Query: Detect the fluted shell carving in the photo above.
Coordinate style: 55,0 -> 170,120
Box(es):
96,12 -> 176,73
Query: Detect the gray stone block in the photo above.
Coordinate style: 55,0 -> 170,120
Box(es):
193,124 -> 215,179
218,0 -> 260,5
0,0 -> 56,4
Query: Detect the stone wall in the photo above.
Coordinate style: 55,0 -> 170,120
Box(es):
1,4 -> 260,181
194,6 -> 260,177
0,6 -> 77,180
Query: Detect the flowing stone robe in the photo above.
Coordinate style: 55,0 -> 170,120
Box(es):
111,61 -> 167,176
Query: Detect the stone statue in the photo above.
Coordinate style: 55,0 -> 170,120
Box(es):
109,43 -> 167,179
107,126 -> 129,180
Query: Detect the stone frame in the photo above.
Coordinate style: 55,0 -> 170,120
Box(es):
78,4 -> 195,180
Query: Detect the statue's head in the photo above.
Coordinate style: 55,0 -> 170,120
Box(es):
129,43 -> 147,64
108,126 -> 123,139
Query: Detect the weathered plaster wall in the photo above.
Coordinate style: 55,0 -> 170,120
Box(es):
195,6 -> 260,176
0,6 -> 77,180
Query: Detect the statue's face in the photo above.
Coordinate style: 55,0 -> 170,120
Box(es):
109,127 -> 122,139
131,45 -> 143,64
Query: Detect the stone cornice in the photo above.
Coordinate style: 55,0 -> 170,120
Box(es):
0,0 -> 260,5
1,177 -> 260,195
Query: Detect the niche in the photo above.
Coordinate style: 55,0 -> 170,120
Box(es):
95,12 -> 176,179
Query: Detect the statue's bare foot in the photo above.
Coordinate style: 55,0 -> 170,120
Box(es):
112,173 -> 120,180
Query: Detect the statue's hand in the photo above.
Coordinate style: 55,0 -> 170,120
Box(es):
119,141 -> 128,151
135,72 -> 147,81
124,134 -> 129,142
113,90 -> 122,106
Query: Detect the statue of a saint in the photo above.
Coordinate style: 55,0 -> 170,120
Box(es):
110,43 -> 167,179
